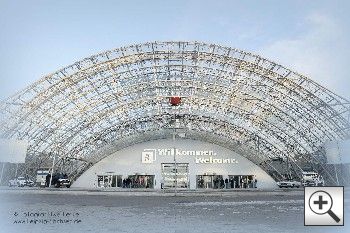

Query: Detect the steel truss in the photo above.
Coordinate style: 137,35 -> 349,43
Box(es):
1,41 -> 349,183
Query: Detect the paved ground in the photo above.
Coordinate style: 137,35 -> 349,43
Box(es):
0,188 -> 348,233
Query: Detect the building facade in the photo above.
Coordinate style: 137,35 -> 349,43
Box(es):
73,139 -> 277,189
1,41 -> 349,186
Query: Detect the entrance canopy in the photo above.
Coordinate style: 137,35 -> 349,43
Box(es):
0,41 -> 349,182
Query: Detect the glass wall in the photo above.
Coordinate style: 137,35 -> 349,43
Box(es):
125,175 -> 154,188
196,175 -> 224,189
97,175 -> 122,188
227,175 -> 256,188
196,175 -> 256,189
161,163 -> 189,189
97,175 -> 154,188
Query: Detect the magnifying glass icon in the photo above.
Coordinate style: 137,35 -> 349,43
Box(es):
308,191 -> 340,223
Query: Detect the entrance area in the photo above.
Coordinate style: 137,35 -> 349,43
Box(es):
97,175 -> 122,188
228,175 -> 256,188
74,139 -> 277,190
196,175 -> 256,189
161,163 -> 189,189
196,175 -> 224,189
125,175 -> 154,188
97,175 -> 154,188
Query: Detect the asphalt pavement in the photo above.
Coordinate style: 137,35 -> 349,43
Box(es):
0,187 -> 348,233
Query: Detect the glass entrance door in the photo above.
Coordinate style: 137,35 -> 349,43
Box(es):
97,175 -> 122,188
196,175 -> 224,189
161,163 -> 189,189
126,175 -> 155,188
228,175 -> 255,188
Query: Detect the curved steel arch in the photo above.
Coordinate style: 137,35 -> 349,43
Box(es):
1,41 -> 349,183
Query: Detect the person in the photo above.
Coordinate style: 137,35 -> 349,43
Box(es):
197,177 -> 203,188
214,177 -> 219,189
220,178 -> 224,189
247,179 -> 251,188
229,177 -> 234,189
45,174 -> 51,187
160,178 -> 164,189
254,179 -> 257,188
126,178 -> 131,188
224,178 -> 229,189
134,177 -> 139,188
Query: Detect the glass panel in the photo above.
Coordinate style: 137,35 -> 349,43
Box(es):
161,163 -> 189,189
117,175 -> 122,187
228,175 -> 256,188
97,175 -> 123,188
126,175 -> 154,188
97,175 -> 103,187
111,175 -> 116,187
197,175 -> 223,189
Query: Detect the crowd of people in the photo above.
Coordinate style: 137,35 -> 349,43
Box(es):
122,176 -> 153,188
197,175 -> 257,189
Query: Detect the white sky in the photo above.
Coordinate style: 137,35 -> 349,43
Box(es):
0,0 -> 349,100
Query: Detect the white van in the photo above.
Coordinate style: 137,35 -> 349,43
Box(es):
36,169 -> 50,187
302,171 -> 324,186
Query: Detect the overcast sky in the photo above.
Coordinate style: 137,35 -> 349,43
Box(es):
0,0 -> 349,100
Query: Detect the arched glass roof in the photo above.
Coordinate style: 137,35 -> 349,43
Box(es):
1,41 -> 349,182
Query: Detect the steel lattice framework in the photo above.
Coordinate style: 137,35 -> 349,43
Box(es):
1,41 -> 350,183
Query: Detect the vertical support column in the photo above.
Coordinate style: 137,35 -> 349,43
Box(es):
0,163 -> 5,184
334,141 -> 341,185
173,115 -> 177,196
15,163 -> 18,178
49,155 -> 56,187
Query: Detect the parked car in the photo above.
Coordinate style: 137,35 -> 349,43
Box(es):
25,179 -> 35,187
301,171 -> 324,186
8,177 -> 35,187
55,175 -> 71,188
276,180 -> 301,188
46,173 -> 71,188
8,179 -> 18,187
16,177 -> 27,187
